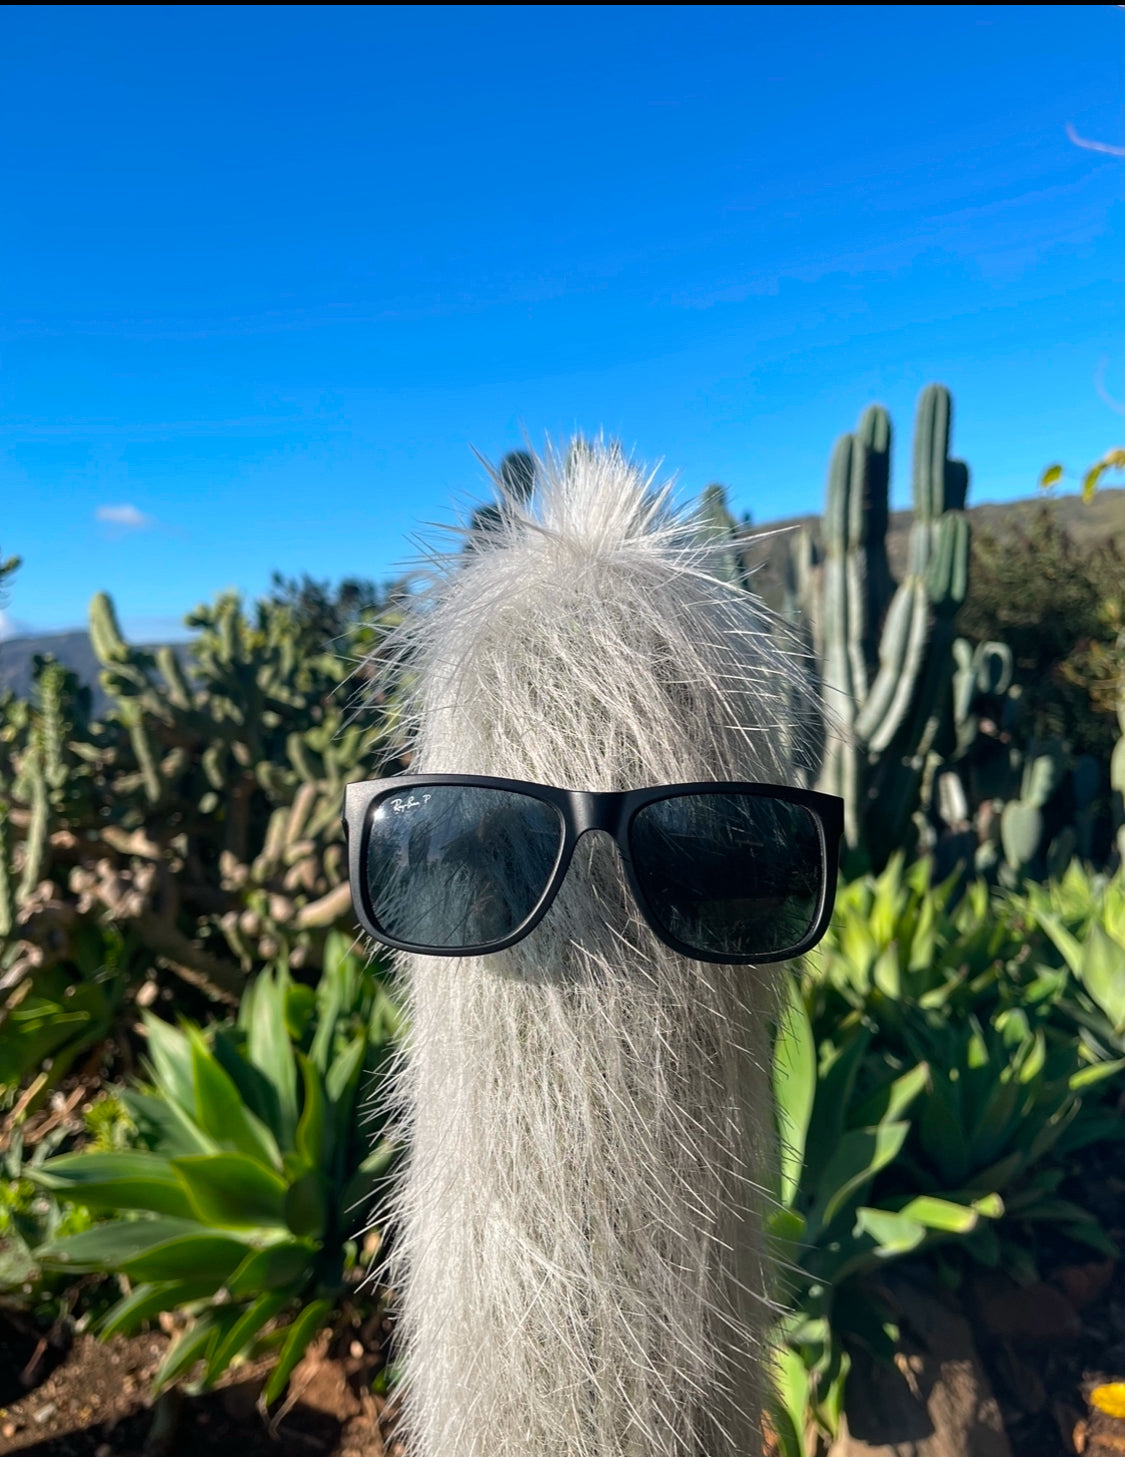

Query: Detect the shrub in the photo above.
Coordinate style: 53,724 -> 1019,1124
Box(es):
957,502 -> 1123,760
30,934 -> 400,1404
771,856 -> 1125,1453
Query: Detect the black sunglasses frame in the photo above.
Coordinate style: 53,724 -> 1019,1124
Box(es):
343,774 -> 844,965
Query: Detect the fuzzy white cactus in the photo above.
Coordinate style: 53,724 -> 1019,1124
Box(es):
376,441 -> 821,1457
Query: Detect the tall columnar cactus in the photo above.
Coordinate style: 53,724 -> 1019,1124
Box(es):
681,393 -> 1120,881
801,386 -> 970,861
0,787 -> 12,942
1112,628 -> 1125,865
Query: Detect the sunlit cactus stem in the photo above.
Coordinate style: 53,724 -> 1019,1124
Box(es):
36,657 -> 67,790
17,738 -> 48,901
0,799 -> 13,939
793,385 -> 971,867
88,590 -> 130,667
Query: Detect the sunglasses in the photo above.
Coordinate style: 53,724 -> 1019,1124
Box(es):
343,775 -> 843,965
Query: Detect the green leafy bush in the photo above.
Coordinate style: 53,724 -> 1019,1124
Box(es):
0,1123 -> 97,1314
0,581 -> 402,1104
0,924 -> 141,1117
30,934 -> 401,1404
1017,862 -> 1125,1062
957,502 -> 1124,761
770,855 -> 1125,1453
769,979 -> 1003,1455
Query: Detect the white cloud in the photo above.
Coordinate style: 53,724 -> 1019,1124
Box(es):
96,504 -> 156,530
0,609 -> 33,641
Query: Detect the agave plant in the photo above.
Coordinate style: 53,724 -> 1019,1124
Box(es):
1019,863 -> 1125,1061
30,932 -> 401,1404
769,976 -> 1003,1456
806,852 -> 1025,1039
769,857 -> 1124,1454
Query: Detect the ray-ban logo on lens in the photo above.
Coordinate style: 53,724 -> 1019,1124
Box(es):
391,793 -> 433,814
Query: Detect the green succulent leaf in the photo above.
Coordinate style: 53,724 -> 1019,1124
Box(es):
773,977 -> 816,1206
285,983 -> 317,1044
326,1031 -> 368,1153
770,1345 -> 811,1457
187,1028 -> 282,1170
1079,923 -> 1125,1034
284,1169 -> 329,1240
204,1291 -> 290,1387
153,1309 -> 233,1393
32,1152 -> 196,1219
100,1279 -> 219,1339
850,1061 -> 929,1128
894,1195 -> 983,1233
208,1028 -> 285,1140
171,1153 -> 289,1229
341,1139 -> 398,1221
244,969 -> 299,1144
294,1052 -> 329,1170
224,1239 -> 317,1299
803,1027 -> 871,1187
36,1218 -> 205,1273
851,1206 -> 928,1257
1069,1058 -> 1125,1092
260,1298 -> 334,1408
142,1015 -> 199,1118
807,1121 -> 910,1236
123,1232 -> 254,1284
118,1090 -> 216,1158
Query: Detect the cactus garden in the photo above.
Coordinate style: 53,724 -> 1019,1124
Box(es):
1,397 -> 1124,1456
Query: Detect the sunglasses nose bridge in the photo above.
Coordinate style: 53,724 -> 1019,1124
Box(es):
568,791 -> 627,839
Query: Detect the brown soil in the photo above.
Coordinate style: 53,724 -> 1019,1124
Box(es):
7,1239 -> 1125,1457
0,1316 -> 401,1457
972,1140 -> 1125,1457
5,998 -> 1125,1456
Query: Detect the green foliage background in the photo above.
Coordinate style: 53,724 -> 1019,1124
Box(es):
0,419 -> 1121,1444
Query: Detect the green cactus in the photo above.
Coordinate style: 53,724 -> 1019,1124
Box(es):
0,796 -> 13,940
155,644 -> 194,711
467,450 -> 540,545
0,577 -> 399,1063
88,591 -> 130,667
696,482 -> 754,588
938,622 -> 1116,885
1000,801 -> 1044,877
499,449 -> 536,504
784,385 -> 1113,885
696,387 -> 972,868
17,754 -> 48,902
798,386 -> 971,864
1111,629 -> 1125,866
35,657 -> 67,791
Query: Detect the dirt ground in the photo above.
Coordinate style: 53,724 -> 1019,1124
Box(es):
0,1314 -> 401,1457
6,1241 -> 1125,1457
1,1101 -> 1123,1455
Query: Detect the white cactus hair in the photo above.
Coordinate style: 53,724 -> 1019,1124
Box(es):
375,438 -> 822,1457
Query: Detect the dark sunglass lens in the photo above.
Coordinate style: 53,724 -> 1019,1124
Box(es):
629,792 -> 823,958
364,785 -> 564,950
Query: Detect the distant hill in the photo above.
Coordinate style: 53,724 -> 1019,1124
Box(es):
0,631 -> 189,717
1,489 -> 1122,709
741,486 -> 1125,613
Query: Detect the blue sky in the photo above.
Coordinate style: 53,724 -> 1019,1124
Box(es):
2,5 -> 1124,639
